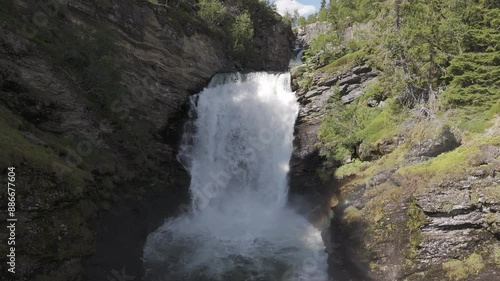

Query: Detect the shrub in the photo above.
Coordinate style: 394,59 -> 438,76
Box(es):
297,16 -> 306,28
443,253 -> 485,280
318,102 -> 366,161
343,205 -> 363,223
442,52 -> 500,109
197,0 -> 227,26
407,199 -> 426,257
493,246 -> 500,265
230,11 -> 254,59
334,160 -> 371,179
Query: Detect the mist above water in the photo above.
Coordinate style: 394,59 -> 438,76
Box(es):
143,72 -> 328,281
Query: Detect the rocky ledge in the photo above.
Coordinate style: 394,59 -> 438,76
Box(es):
289,59 -> 499,280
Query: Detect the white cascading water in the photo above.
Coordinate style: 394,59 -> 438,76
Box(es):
143,72 -> 328,281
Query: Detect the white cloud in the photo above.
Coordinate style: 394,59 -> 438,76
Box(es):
274,0 -> 317,17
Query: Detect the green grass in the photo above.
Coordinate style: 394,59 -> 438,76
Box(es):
407,199 -> 426,258
0,108 -> 60,171
484,184 -> 500,202
334,160 -> 371,179
356,105 -> 400,144
0,106 -> 90,189
343,205 -> 363,223
444,100 -> 500,134
493,246 -> 500,265
319,50 -> 366,77
443,253 -> 485,280
397,135 -> 500,184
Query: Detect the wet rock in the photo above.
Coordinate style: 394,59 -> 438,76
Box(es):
305,86 -> 330,99
296,88 -> 308,101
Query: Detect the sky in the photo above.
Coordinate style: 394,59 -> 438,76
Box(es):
274,0 -> 321,17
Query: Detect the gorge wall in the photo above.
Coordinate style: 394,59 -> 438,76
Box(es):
0,1 -> 293,280
289,21 -> 500,281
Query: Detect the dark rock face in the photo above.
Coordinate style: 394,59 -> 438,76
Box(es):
249,13 -> 295,71
289,64 -> 381,280
0,1 -> 293,280
296,22 -> 332,48
294,65 -> 379,121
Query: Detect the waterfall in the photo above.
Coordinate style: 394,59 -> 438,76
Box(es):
290,45 -> 304,66
143,72 -> 328,281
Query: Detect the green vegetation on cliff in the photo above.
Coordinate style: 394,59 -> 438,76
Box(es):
304,0 -> 500,163
295,1 -> 500,280
194,0 -> 287,65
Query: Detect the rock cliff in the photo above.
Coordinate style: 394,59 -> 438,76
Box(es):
0,1 -> 293,280
289,25 -> 499,281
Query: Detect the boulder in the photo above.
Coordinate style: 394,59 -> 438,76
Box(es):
352,65 -> 372,75
339,74 -> 362,86
341,89 -> 364,104
406,126 -> 461,159
318,75 -> 340,87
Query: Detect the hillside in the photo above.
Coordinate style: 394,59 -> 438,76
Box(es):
290,0 -> 500,280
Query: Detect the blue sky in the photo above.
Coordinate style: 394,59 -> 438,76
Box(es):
300,0 -> 322,9
273,0 -> 322,16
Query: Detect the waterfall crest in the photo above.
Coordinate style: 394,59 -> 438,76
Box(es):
143,72 -> 328,281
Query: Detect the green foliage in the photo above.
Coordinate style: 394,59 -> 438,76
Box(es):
230,11 -> 254,59
306,13 -> 318,24
306,31 -> 343,65
297,16 -> 306,28
197,0 -> 227,26
445,99 -> 500,133
318,98 -> 383,161
320,0 -> 326,9
334,160 -> 371,179
443,253 -> 485,280
397,135 -> 500,183
407,199 -> 426,258
356,106 -> 399,144
320,50 -> 366,75
493,246 -> 500,265
194,0 -> 280,66
326,0 -> 381,30
343,205 -> 363,223
443,52 -> 500,108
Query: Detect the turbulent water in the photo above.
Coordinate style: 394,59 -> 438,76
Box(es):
143,72 -> 328,281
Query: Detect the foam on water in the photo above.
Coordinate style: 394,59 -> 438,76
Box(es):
143,72 -> 328,281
